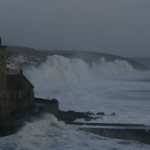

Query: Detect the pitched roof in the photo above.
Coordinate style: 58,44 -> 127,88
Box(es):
7,74 -> 34,90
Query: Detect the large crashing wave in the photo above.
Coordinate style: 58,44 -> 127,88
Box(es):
16,114 -> 64,150
24,55 -> 137,104
92,57 -> 134,79
25,55 -> 135,84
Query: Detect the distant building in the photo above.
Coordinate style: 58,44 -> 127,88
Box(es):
0,38 -> 34,117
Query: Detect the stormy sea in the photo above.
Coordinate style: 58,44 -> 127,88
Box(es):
1,55 -> 150,150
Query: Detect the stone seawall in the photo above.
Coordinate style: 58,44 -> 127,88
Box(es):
34,97 -> 59,116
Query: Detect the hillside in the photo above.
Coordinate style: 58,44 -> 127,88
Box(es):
6,46 -> 149,70
132,57 -> 150,69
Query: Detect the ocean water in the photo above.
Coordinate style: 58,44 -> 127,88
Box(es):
1,55 -> 150,150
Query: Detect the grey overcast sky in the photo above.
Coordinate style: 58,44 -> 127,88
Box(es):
0,0 -> 150,57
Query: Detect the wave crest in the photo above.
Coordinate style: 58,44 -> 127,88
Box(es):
16,114 -> 64,150
92,57 -> 134,79
25,55 -> 135,84
24,55 -> 138,100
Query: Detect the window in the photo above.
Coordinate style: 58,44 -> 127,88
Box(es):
18,91 -> 23,100
0,72 -> 5,90
25,90 -> 31,100
3,94 -> 5,104
0,94 -> 6,103
10,91 -> 15,101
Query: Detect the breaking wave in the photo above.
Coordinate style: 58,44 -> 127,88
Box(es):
24,55 -> 140,108
25,55 -> 135,85
16,114 -> 65,150
0,114 -> 149,150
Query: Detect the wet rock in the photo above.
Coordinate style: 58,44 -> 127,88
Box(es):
110,112 -> 116,116
57,110 -> 99,123
85,111 -> 95,116
97,112 -> 105,116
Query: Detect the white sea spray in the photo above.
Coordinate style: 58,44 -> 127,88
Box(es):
24,55 -> 150,125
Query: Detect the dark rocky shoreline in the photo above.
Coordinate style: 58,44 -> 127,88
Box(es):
0,98 -> 150,145
57,110 -> 99,123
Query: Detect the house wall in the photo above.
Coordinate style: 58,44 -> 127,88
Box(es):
0,46 -> 10,117
21,89 -> 34,110
0,91 -> 9,116
34,98 -> 59,116
8,90 -> 17,113
9,89 -> 34,112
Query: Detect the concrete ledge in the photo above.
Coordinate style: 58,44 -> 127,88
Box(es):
34,97 -> 59,115
68,122 -> 145,127
80,126 -> 150,145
